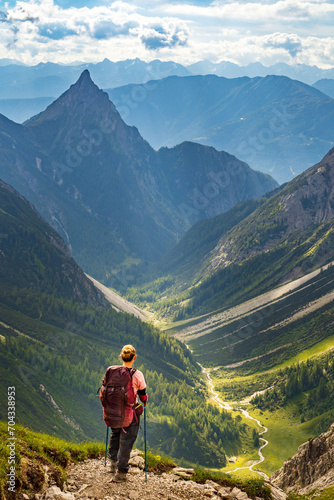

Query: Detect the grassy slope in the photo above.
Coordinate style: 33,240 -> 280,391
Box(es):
211,341 -> 334,477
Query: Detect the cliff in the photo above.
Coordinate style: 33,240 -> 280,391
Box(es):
270,423 -> 334,495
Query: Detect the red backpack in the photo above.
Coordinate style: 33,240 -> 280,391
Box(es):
100,366 -> 137,428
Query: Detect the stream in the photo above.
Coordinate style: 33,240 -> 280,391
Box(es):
200,365 -> 269,480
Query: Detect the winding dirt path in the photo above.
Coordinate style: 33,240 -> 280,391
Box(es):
201,365 -> 269,480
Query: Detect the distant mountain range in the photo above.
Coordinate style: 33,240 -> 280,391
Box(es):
108,74 -> 334,184
0,70 -> 276,283
1,57 -> 333,99
313,79 -> 334,99
0,58 -> 191,100
187,60 -> 334,85
0,58 -> 333,123
0,61 -> 333,185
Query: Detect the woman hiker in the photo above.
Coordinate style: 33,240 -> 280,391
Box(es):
100,344 -> 148,483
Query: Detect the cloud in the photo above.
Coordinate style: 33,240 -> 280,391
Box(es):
39,23 -> 78,40
93,20 -> 138,40
163,0 -> 334,23
134,23 -> 189,50
263,33 -> 302,57
0,0 -> 190,58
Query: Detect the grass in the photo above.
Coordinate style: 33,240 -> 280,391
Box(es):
247,406 -> 327,476
0,421 -> 104,498
207,343 -> 334,480
264,336 -> 334,372
211,336 -> 334,403
287,486 -> 334,500
310,486 -> 334,500
141,450 -> 176,473
221,450 -> 260,475
225,468 -> 262,480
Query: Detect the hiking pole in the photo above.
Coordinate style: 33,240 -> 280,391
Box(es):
144,405 -> 147,482
104,426 -> 109,466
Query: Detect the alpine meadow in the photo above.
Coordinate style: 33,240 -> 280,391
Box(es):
0,37 -> 334,500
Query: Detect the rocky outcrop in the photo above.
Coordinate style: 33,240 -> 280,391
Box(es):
210,146 -> 334,272
270,423 -> 334,494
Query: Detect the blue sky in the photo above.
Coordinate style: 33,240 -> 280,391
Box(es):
0,0 -> 333,67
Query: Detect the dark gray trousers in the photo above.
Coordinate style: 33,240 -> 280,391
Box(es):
108,417 -> 140,473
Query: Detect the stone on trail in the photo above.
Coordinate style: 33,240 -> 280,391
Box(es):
218,493 -> 234,500
234,490 -> 250,500
129,466 -> 142,474
205,479 -> 220,490
172,467 -> 195,478
130,449 -> 142,458
128,456 -> 145,469
218,486 -> 233,500
128,491 -> 140,500
76,484 -> 90,495
44,486 -> 75,500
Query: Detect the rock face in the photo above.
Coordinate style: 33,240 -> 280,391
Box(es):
211,146 -> 334,270
270,423 -> 334,494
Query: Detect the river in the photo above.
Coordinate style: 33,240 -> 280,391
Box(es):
201,365 -> 269,480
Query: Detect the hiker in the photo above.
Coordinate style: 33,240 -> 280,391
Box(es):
100,344 -> 148,482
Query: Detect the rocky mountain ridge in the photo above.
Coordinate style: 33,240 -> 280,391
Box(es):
210,146 -> 334,273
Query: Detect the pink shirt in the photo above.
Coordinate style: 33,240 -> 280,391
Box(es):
132,370 -> 146,398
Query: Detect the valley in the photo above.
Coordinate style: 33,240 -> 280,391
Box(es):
125,148 -> 334,481
0,59 -> 333,500
201,365 -> 269,480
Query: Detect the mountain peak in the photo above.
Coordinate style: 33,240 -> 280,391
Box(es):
77,69 -> 93,84
25,69 -> 117,128
80,68 -> 90,77
70,69 -> 101,95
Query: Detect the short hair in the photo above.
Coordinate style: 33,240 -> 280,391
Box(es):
120,344 -> 136,362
